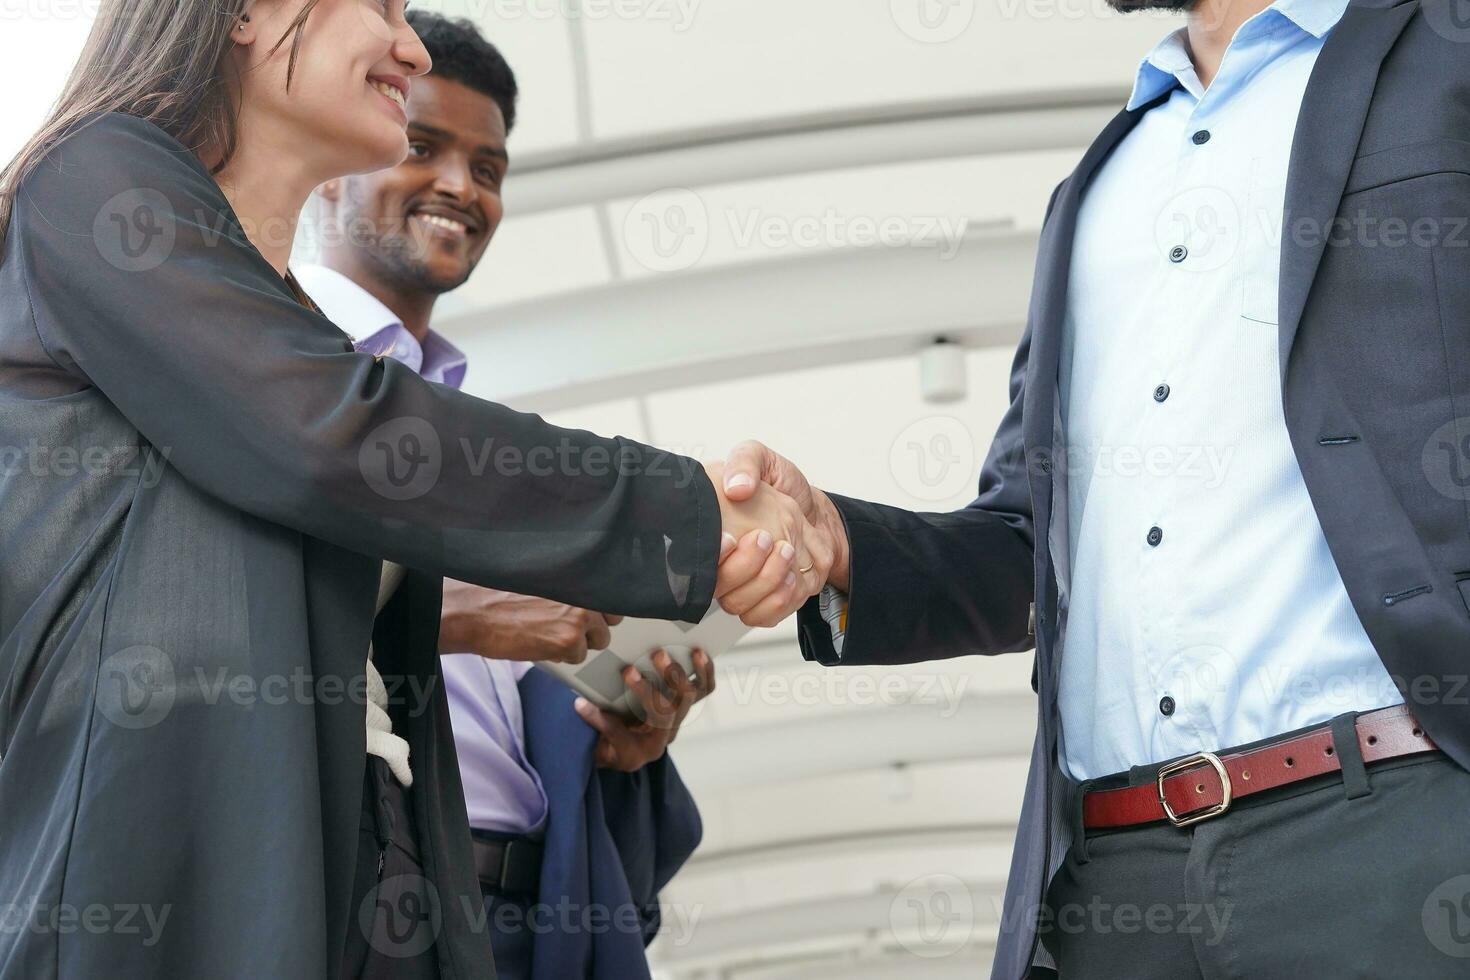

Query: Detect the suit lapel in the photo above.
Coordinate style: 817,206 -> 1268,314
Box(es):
1278,0 -> 1418,383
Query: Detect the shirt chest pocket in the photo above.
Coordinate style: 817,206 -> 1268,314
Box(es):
1241,156 -> 1287,326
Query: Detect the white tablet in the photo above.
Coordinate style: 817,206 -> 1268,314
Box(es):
534,604 -> 751,718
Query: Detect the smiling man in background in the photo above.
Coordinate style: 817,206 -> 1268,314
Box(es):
297,13 -> 712,979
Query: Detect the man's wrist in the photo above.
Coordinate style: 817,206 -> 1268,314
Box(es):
437,607 -> 484,656
813,488 -> 851,593
438,580 -> 509,658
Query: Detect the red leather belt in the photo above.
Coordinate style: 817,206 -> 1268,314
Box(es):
1082,705 -> 1440,830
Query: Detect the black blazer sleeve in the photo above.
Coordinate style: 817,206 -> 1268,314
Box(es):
792,181 -> 1073,668
10,112 -> 719,622
794,321 -> 1037,667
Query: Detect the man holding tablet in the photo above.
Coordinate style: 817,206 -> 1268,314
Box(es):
298,13 -> 718,978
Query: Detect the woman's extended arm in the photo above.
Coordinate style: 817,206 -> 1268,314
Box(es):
12,112 -> 721,622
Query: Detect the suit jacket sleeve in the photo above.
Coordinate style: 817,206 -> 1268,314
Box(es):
793,180 -> 1072,668
11,112 -> 719,622
794,325 -> 1037,667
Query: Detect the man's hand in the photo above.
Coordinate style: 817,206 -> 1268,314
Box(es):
721,440 -> 851,592
573,648 -> 715,772
706,460 -> 836,626
439,579 -> 622,664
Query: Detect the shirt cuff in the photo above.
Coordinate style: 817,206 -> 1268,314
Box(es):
817,584 -> 849,657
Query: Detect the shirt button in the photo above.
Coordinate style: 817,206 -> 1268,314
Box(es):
1192,129 -> 1212,145
1160,696 -> 1177,717
1154,383 -> 1171,403
1147,526 -> 1164,547
1169,245 -> 1189,263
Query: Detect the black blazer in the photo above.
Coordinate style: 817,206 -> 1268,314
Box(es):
796,1 -> 1470,976
0,112 -> 720,979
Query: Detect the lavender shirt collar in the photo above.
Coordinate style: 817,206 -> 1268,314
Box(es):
294,264 -> 468,389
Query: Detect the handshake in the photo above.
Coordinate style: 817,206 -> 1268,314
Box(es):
440,441 -> 850,770
705,440 -> 852,628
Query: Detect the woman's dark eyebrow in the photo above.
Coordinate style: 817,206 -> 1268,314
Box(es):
407,121 -> 508,161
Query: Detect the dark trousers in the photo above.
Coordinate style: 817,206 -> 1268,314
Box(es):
341,756 -> 443,980
481,890 -> 534,980
1040,717 -> 1470,978
474,827 -> 537,980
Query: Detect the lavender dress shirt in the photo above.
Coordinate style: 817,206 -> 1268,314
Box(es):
296,263 -> 550,836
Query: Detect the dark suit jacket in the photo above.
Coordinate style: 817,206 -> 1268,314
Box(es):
796,2 -> 1470,976
0,112 -> 720,979
517,669 -> 703,980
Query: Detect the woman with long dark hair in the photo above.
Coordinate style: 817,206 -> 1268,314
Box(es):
0,2 -> 831,977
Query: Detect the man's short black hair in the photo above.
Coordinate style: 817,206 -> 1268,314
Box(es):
406,10 -> 520,133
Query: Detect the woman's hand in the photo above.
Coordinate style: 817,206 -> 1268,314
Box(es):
706,460 -> 836,627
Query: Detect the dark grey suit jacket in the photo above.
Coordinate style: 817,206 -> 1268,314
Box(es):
0,112 -> 721,978
796,1 -> 1470,976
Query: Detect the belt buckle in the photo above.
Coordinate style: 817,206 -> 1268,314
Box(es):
1156,751 -> 1232,827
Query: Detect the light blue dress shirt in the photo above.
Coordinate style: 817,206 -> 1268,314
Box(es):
1056,0 -> 1402,781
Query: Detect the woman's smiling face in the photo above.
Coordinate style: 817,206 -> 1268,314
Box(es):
232,0 -> 432,177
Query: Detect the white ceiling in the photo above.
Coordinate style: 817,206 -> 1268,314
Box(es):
435,0 -> 1174,154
